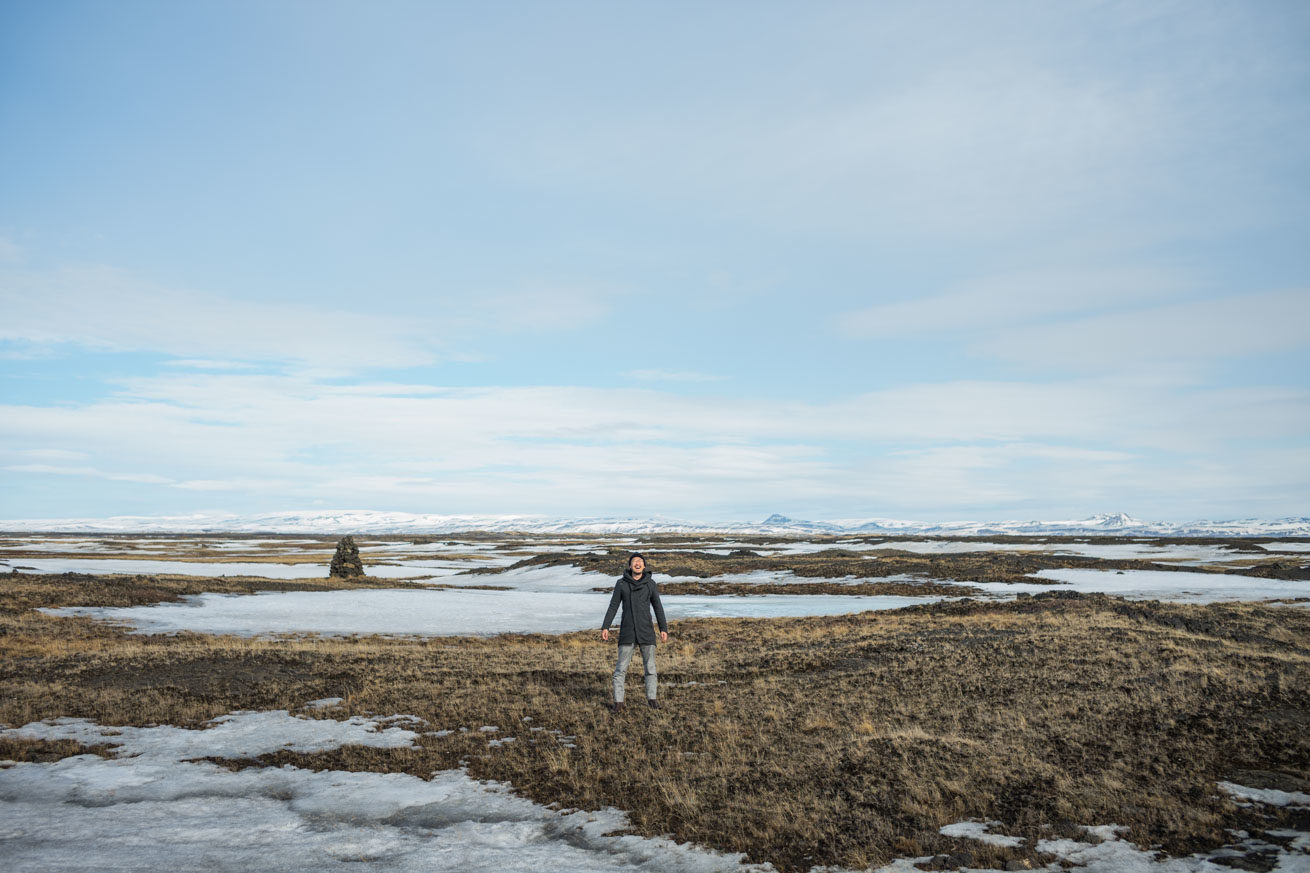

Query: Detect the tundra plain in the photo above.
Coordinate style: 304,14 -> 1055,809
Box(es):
2,533 -> 1308,871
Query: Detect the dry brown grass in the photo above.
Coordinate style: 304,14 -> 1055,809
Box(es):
0,570 -> 429,615
1,573 -> 1307,871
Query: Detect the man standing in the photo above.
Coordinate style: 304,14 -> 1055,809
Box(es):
601,553 -> 669,712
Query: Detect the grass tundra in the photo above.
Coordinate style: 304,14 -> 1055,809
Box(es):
1,571 -> 1307,871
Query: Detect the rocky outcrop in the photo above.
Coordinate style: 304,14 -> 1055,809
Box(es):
329,536 -> 365,578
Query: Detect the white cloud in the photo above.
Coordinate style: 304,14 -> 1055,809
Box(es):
3,372 -> 1305,517
480,46 -> 1208,242
0,266 -> 615,370
0,266 -> 443,369
839,266 -> 1191,337
5,464 -> 173,484
974,288 -> 1310,369
171,478 -> 292,492
13,448 -> 90,462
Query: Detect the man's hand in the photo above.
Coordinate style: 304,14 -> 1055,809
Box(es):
601,628 -> 609,641
660,630 -> 668,643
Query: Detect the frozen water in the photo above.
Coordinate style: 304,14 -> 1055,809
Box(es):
1219,781 -> 1310,808
0,694 -> 1304,873
1,710 -> 423,760
901,569 -> 1309,605
0,556 -> 493,579
643,539 -> 1287,565
2,556 -> 338,578
938,820 -> 1025,847
0,539 -> 122,553
4,719 -> 1300,873
1023,568 -> 1310,603
42,586 -> 930,637
854,540 -> 1275,563
937,819 -> 1310,872
0,711 -> 775,873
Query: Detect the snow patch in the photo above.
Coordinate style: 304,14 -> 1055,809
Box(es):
938,820 -> 1025,847
1219,781 -> 1310,808
0,712 -> 778,873
0,710 -> 422,760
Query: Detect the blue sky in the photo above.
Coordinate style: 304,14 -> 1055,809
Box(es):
2,0 -> 1308,522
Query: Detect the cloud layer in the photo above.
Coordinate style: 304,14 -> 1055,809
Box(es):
5,370 -> 1306,518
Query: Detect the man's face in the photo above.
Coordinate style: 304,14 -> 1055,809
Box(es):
630,557 -> 645,576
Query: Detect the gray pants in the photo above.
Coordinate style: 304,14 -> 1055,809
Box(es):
612,644 -> 657,703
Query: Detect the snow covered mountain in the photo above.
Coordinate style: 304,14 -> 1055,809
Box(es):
2,509 -> 1308,537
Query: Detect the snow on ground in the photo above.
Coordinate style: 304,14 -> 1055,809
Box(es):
1259,542 -> 1310,553
638,539 -> 1286,564
0,534 -> 527,579
0,556 -> 498,579
42,587 -> 927,637
0,539 -> 125,553
1219,782 -> 1310,808
2,710 -> 424,759
425,564 -> 861,593
0,556 -> 352,578
2,711 -> 1304,872
938,820 -> 1026,847
357,541 -> 505,553
206,538 -> 324,548
1023,568 -> 1310,603
0,710 -> 775,873
927,820 -> 1310,872
0,556 -> 344,578
853,540 -> 1273,563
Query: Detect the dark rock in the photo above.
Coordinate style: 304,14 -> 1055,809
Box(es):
1213,853 -> 1278,872
329,536 -> 365,578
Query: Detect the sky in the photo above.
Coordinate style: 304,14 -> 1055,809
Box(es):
1,0 -> 1308,523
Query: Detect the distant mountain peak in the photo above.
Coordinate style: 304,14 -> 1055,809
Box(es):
0,509 -> 1306,537
1085,512 -> 1140,527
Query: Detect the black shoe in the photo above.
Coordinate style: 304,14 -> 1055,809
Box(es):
647,698 -> 659,709
611,702 -> 624,713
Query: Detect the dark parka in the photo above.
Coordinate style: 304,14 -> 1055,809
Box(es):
601,570 -> 668,646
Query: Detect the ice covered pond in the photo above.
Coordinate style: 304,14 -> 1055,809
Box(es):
0,555 -> 514,579
38,564 -> 1308,637
0,556 -> 461,579
44,588 -> 931,637
947,568 -> 1310,605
